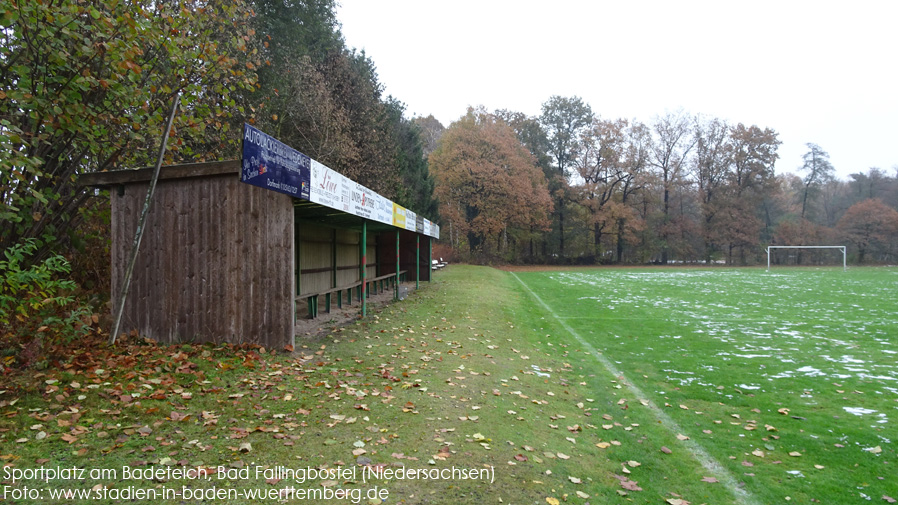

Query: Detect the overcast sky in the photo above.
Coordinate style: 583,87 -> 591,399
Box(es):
337,0 -> 897,180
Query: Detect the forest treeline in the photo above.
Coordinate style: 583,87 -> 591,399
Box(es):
425,101 -> 898,265
1,0 -> 436,268
2,0 -> 896,275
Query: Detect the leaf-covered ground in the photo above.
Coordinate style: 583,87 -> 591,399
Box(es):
1,265 -> 893,504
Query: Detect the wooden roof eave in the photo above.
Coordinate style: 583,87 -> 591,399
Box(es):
77,160 -> 241,188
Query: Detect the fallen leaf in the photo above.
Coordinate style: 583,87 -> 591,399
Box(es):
545,498 -> 560,505
666,499 -> 690,505
788,451 -> 802,457
882,496 -> 896,503
569,476 -> 581,484
701,476 -> 718,483
676,433 -> 690,441
865,446 -> 883,454
660,446 -> 672,454
620,478 -> 642,491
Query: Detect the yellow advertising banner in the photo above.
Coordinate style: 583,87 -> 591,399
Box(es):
392,203 -> 407,229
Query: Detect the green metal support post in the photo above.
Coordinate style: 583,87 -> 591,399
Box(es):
329,228 -> 336,312
360,221 -> 367,318
293,208 -> 301,321
395,230 -> 400,300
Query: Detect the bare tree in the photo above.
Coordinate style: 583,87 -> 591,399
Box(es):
799,143 -> 835,220
649,111 -> 696,263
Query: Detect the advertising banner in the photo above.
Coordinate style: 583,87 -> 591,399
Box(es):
404,209 -> 417,232
392,203 -> 407,230
415,215 -> 424,234
371,193 -> 393,226
349,182 -> 376,221
242,124 -> 439,238
241,123 -> 310,200
309,159 -> 349,211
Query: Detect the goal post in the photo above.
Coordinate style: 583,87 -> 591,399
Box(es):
766,246 -> 846,271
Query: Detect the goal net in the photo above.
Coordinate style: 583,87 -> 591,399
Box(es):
766,246 -> 846,271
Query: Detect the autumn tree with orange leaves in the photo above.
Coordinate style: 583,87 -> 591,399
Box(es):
837,199 -> 898,263
430,108 -> 553,261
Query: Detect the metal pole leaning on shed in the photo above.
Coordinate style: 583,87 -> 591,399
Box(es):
110,92 -> 180,345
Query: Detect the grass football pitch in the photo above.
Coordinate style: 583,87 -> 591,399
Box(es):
511,266 -> 897,504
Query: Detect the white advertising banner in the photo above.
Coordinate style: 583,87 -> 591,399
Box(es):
371,193 -> 393,225
404,209 -> 417,232
309,159 -> 348,211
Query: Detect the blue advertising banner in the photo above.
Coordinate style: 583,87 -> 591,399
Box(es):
241,123 -> 310,200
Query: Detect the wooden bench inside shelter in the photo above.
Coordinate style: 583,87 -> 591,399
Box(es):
296,271 -> 407,319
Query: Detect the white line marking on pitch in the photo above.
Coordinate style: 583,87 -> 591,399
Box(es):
511,272 -> 761,505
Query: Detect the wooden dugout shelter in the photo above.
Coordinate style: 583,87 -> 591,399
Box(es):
80,158 -> 438,350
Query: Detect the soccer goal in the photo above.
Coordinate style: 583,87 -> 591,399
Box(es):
766,246 -> 846,271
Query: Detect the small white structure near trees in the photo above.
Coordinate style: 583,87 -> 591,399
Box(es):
765,246 -> 846,272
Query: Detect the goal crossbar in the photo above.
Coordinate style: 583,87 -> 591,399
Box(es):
766,246 -> 846,271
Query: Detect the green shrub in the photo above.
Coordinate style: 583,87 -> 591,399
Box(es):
0,239 -> 92,367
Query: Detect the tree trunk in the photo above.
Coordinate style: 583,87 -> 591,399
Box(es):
616,217 -> 625,263
559,197 -> 565,259
661,185 -> 670,264
529,225 -> 534,259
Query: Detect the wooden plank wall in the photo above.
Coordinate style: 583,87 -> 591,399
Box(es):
111,174 -> 294,347
336,229 -> 361,288
297,223 -> 379,294
395,232 -> 431,283
376,232 -> 399,276
298,224 -> 333,294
